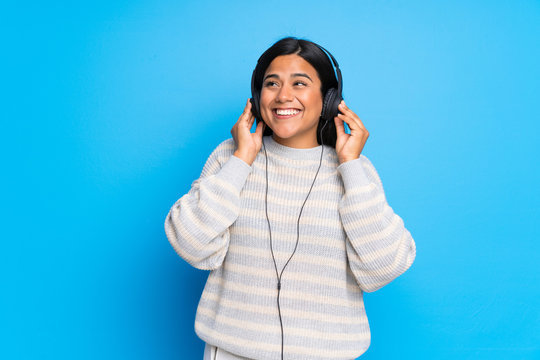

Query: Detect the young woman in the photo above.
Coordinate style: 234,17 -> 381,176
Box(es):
164,37 -> 416,360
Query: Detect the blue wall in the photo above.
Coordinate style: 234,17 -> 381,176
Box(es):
2,1 -> 539,359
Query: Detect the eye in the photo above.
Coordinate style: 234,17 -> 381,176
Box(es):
264,81 -> 278,87
294,81 -> 307,87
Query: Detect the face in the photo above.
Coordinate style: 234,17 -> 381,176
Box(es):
259,54 -> 323,148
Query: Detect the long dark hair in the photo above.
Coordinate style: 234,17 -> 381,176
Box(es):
252,37 -> 340,148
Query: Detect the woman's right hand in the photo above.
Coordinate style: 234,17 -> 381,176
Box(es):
230,99 -> 265,165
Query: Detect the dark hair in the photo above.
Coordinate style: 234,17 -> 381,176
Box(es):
252,37 -> 340,148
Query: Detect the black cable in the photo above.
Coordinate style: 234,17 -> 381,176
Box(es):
262,121 -> 328,360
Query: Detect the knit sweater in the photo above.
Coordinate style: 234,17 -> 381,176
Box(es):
164,135 -> 416,360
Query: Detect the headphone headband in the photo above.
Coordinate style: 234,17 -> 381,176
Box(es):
314,44 -> 343,98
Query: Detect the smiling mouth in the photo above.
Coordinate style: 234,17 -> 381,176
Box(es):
273,108 -> 301,118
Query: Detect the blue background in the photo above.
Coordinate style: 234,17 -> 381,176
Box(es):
2,0 -> 539,359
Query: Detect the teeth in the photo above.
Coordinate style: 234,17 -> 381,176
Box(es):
276,109 -> 300,116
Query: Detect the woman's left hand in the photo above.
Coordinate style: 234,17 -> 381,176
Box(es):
334,100 -> 369,164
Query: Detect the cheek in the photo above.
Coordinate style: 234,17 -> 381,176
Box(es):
303,93 -> 323,113
259,93 -> 272,111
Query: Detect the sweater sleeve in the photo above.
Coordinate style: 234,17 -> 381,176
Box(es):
164,140 -> 252,270
337,155 -> 416,293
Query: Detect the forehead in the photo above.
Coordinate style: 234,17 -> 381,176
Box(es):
264,54 -> 320,80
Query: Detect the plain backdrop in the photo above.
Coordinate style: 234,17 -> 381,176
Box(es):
1,0 -> 539,359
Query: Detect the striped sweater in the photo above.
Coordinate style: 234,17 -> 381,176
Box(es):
164,135 -> 416,360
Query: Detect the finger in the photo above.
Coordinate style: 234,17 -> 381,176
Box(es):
338,104 -> 365,129
339,101 -> 366,128
339,114 -> 366,135
247,114 -> 255,128
334,116 -> 347,137
254,120 -> 264,138
338,103 -> 358,126
337,113 -> 355,128
241,99 -> 251,116
338,101 -> 357,118
338,115 -> 369,141
239,101 -> 253,125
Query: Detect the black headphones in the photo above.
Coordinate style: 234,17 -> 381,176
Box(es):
250,43 -> 343,125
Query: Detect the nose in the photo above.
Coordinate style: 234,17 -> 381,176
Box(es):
276,85 -> 293,102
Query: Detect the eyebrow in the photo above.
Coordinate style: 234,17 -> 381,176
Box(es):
263,73 -> 313,82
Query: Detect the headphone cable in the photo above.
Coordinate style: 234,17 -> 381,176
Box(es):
262,121 -> 328,360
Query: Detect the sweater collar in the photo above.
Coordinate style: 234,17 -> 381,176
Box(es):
262,135 -> 324,161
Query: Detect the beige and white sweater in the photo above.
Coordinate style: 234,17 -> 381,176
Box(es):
164,135 -> 416,360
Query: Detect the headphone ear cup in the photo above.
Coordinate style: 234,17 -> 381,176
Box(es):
250,97 -> 258,119
321,88 -> 338,122
250,68 -> 261,121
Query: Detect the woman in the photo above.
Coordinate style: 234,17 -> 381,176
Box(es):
164,37 -> 416,360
